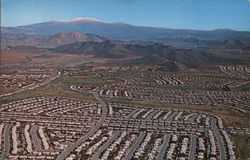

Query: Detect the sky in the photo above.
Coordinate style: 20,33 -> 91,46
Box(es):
1,0 -> 250,31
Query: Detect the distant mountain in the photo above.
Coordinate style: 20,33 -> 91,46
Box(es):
51,40 -> 219,70
208,39 -> 246,50
2,18 -> 250,46
1,33 -> 44,46
146,36 -> 250,50
1,32 -> 105,47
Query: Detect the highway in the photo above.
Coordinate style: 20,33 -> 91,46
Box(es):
56,89 -> 108,160
123,132 -> 146,160
91,131 -> 121,160
1,123 -> 13,160
156,134 -> 170,160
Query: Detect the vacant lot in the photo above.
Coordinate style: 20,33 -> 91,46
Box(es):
232,135 -> 250,160
30,53 -> 106,67
1,51 -> 36,65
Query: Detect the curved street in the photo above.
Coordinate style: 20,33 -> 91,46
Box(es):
56,89 -> 108,160
1,123 -> 13,160
124,132 -> 146,160
156,134 -> 170,160
91,131 -> 121,160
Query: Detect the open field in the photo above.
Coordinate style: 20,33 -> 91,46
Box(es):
232,135 -> 250,160
0,50 -> 111,68
0,51 -> 37,65
0,76 -> 96,104
30,53 -> 108,67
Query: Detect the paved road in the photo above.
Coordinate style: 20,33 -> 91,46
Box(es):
188,135 -> 197,160
123,132 -> 146,160
56,89 -> 108,160
166,112 -> 178,121
211,117 -> 218,129
109,90 -> 114,98
214,131 -> 226,160
156,134 -> 170,160
146,110 -> 159,120
1,123 -> 13,160
0,70 -> 60,98
189,114 -> 198,123
162,111 -> 172,120
125,108 -> 140,120
31,125 -> 43,152
30,125 -> 53,153
128,91 -> 133,99
91,131 -> 121,160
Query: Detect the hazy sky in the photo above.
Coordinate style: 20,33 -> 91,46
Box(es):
1,0 -> 250,30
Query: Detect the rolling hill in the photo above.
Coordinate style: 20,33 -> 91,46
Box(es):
51,40 -> 219,70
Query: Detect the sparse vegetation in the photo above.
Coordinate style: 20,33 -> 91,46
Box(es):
232,135 -> 250,160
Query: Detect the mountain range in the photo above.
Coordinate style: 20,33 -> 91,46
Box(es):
1,18 -> 249,71
1,32 -> 105,47
2,18 -> 250,48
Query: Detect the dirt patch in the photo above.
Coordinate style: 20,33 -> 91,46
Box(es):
1,51 -> 37,65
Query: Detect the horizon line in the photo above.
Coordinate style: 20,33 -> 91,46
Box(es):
1,18 -> 249,32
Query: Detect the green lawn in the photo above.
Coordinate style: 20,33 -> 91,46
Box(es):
0,76 -> 99,104
0,73 -> 125,104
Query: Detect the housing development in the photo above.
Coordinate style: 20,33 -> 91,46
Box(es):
1,1 -> 250,159
0,64 -> 249,160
